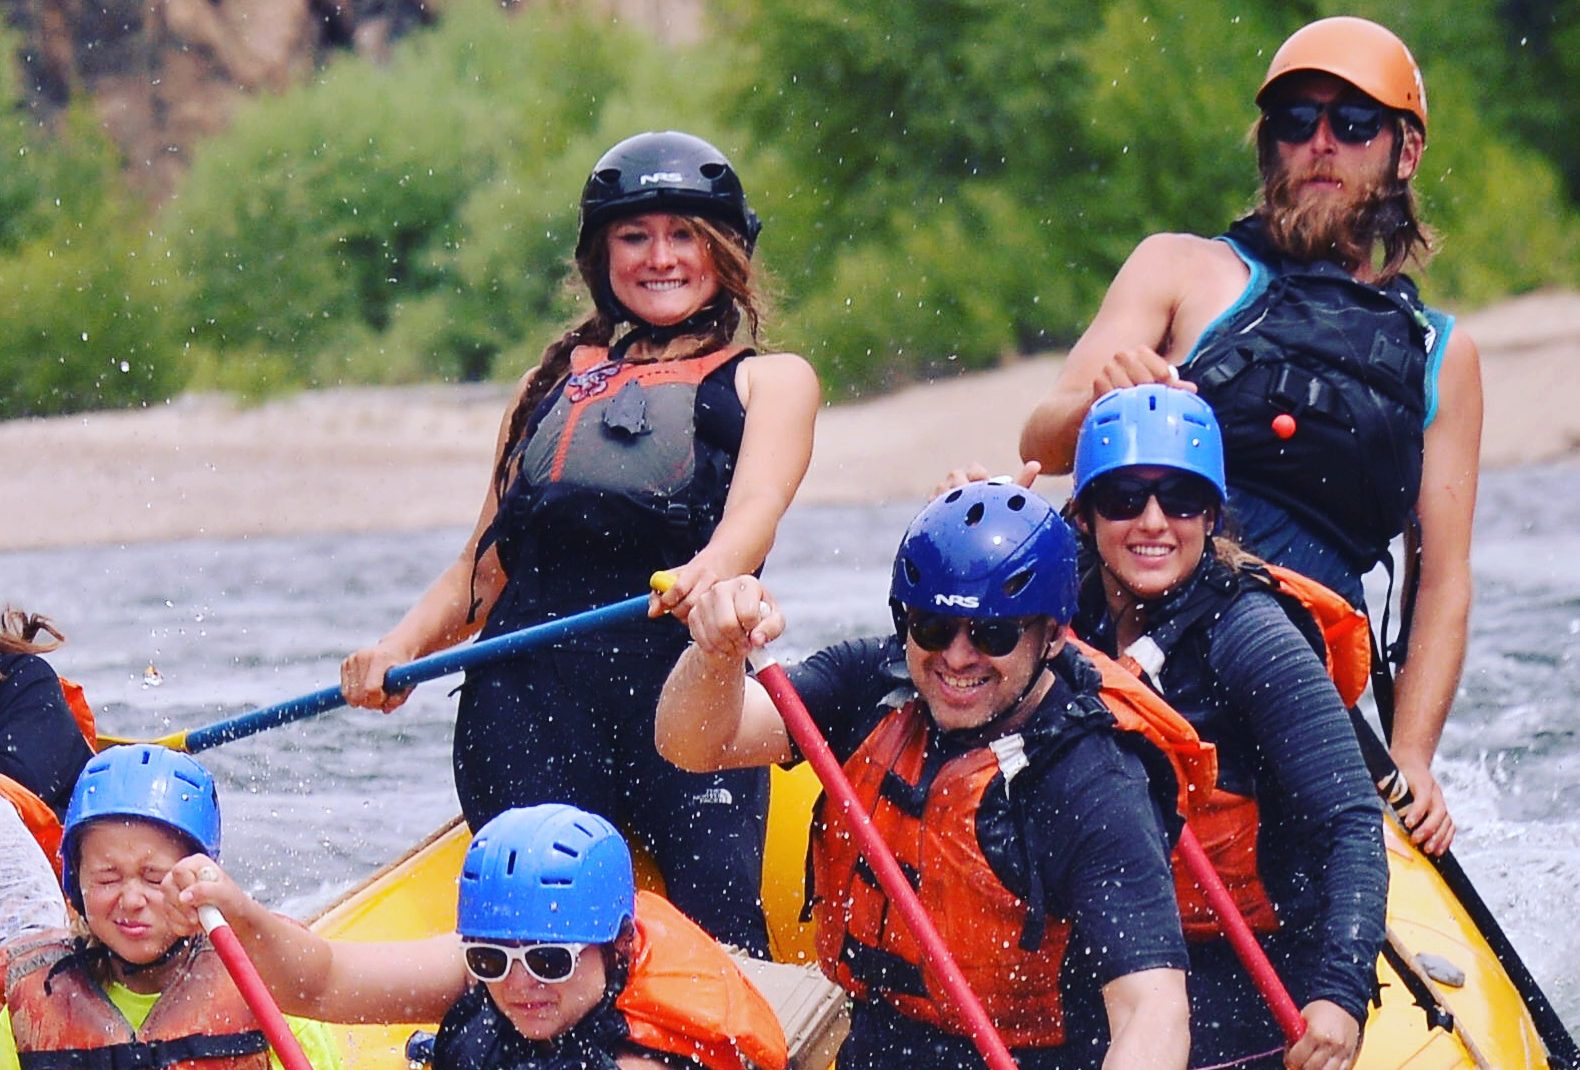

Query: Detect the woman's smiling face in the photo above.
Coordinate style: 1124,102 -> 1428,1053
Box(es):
605,213 -> 722,326
1087,466 -> 1214,603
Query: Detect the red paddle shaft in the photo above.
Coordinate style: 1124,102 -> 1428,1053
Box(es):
749,652 -> 1021,1070
1174,827 -> 1306,1043
199,905 -> 315,1070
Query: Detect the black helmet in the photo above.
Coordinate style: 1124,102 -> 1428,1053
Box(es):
576,131 -> 762,258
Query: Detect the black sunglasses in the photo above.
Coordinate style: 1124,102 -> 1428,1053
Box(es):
1086,473 -> 1218,522
462,941 -> 587,984
1263,98 -> 1389,146
905,611 -> 1033,658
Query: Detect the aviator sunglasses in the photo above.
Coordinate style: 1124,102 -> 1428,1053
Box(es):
906,611 -> 1034,658
1086,473 -> 1218,523
462,941 -> 588,984
1263,98 -> 1389,146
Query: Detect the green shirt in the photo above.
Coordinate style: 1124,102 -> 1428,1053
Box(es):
0,982 -> 344,1070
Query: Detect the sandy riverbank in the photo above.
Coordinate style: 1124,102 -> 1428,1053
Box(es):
2,290 -> 1577,553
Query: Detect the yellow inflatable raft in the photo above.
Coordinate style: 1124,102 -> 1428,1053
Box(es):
309,763 -> 1562,1069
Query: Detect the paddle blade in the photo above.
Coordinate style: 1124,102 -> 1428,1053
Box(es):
92,729 -> 190,753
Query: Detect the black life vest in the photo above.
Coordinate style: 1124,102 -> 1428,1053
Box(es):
1180,216 -> 1441,569
489,345 -> 747,574
434,983 -> 625,1070
474,345 -> 749,632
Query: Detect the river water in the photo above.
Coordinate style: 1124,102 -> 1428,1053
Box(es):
3,462 -> 1577,1028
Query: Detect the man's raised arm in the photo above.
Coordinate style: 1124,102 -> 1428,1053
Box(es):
656,576 -> 796,772
1020,233 -> 1204,470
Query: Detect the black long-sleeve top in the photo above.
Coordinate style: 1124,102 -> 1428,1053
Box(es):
1079,568 -> 1386,1062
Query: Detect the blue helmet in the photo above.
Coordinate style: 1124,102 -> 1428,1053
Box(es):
457,805 -> 635,944
62,745 -> 221,911
890,481 -> 1079,626
1072,385 -> 1227,502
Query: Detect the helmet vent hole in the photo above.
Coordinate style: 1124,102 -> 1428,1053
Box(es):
594,168 -> 622,186
1148,395 -> 1158,410
944,488 -> 963,504
505,849 -> 518,876
699,162 -> 726,179
1007,494 -> 1026,511
965,502 -> 985,526
904,558 -> 921,585
1003,569 -> 1033,598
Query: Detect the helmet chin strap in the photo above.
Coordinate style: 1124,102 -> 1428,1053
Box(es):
1099,557 -> 1153,633
601,293 -> 732,363
67,934 -> 192,981
1095,532 -> 1216,631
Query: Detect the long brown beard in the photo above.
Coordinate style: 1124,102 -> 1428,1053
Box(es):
1257,153 -> 1404,272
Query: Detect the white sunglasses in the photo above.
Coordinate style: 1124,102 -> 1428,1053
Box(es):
462,941 -> 588,984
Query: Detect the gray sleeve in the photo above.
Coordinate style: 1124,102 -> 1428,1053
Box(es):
0,804 -> 66,941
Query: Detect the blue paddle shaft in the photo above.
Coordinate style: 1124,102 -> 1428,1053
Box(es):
183,594 -> 654,753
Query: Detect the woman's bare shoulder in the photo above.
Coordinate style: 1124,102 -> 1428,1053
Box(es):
738,350 -> 819,408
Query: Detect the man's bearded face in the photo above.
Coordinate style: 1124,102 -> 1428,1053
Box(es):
1259,139 -> 1401,269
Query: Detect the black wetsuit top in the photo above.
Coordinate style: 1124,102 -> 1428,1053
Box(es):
0,654 -> 92,815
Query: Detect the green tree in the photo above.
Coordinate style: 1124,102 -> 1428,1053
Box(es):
1336,0 -> 1580,205
163,1 -> 746,392
0,214 -> 176,418
730,0 -> 1580,396
720,0 -> 1106,390
0,49 -> 179,419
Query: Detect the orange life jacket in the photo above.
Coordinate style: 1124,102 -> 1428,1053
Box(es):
1068,636 -> 1217,815
57,676 -> 99,752
618,890 -> 788,1070
1260,564 -> 1371,707
1168,791 -> 1280,938
810,654 -> 1213,1048
2,930 -> 269,1069
1111,561 -> 1368,939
